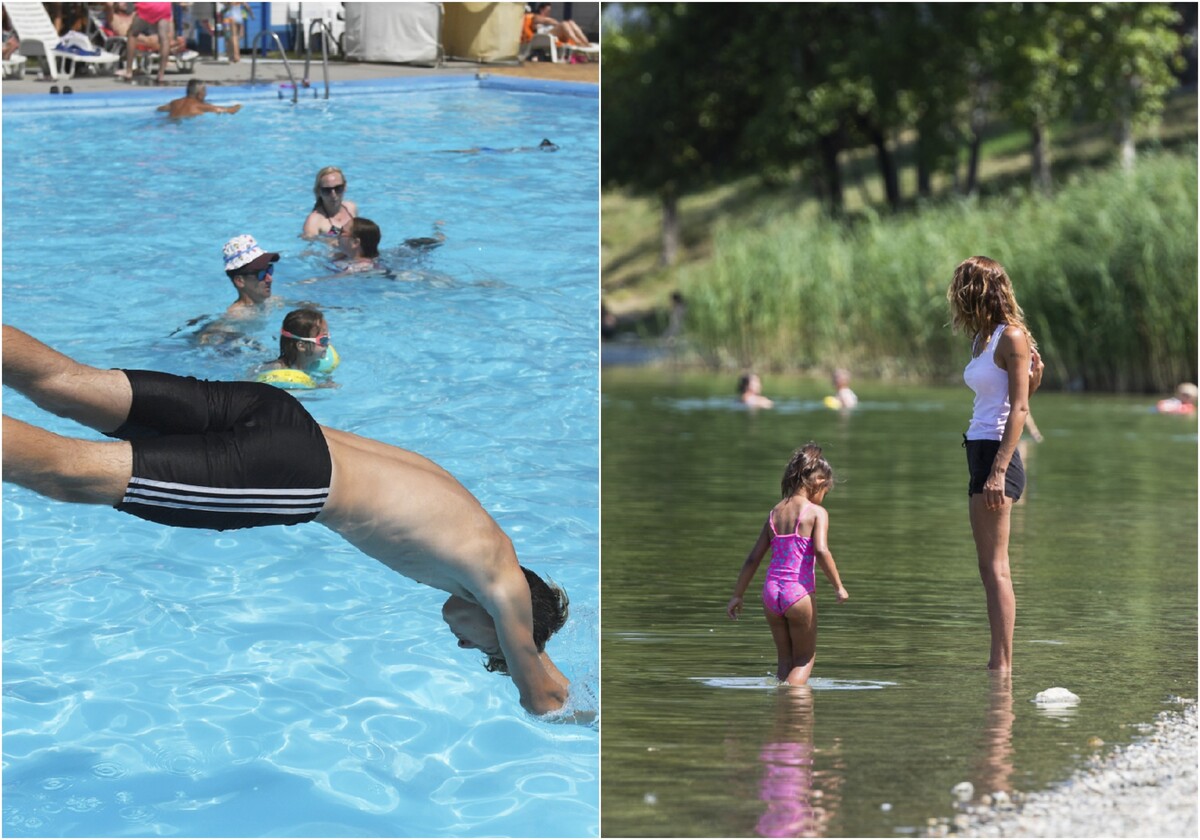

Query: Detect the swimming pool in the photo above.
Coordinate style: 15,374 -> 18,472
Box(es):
2,76 -> 599,838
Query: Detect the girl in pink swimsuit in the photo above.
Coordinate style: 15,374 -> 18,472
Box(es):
727,443 -> 849,685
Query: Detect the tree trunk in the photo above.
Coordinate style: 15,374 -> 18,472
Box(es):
868,126 -> 901,210
1031,120 -> 1051,191
818,134 -> 844,216
660,187 -> 679,267
964,130 -> 982,197
1118,110 -> 1135,172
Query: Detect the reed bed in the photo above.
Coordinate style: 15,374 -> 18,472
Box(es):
681,150 -> 1197,392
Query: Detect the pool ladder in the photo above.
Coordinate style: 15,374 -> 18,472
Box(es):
248,21 -> 334,103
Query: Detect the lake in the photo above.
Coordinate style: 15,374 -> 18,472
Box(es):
600,367 -> 1197,838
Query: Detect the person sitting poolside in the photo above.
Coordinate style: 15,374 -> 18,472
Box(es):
528,3 -> 592,47
2,325 -> 579,719
157,79 -> 241,118
738,373 -> 774,410
252,308 -> 340,390
302,166 -> 358,240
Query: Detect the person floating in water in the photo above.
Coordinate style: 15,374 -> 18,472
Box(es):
727,444 -> 849,686
156,79 -> 242,118
252,308 -> 340,390
2,325 -> 579,719
443,138 -> 559,154
826,368 -> 858,410
738,373 -> 774,409
1156,382 -> 1197,415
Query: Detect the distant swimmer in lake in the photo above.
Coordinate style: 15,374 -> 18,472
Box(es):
443,139 -> 560,154
947,256 -> 1044,672
156,79 -> 242,118
303,166 -> 357,240
1156,382 -> 1197,415
738,373 -> 774,409
2,325 -> 583,719
727,443 -> 849,686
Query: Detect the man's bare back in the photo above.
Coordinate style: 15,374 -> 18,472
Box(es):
156,81 -> 240,118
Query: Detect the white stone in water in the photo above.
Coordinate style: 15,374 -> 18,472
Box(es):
952,781 -> 975,801
1034,687 -> 1080,706
880,802 -> 892,812
643,793 -> 658,806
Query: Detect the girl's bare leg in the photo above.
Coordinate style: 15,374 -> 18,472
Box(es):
969,494 -> 1015,670
2,326 -> 132,434
764,607 -> 793,682
783,597 -> 817,685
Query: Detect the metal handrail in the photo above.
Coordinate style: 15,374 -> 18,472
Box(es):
249,30 -> 299,104
302,18 -> 334,100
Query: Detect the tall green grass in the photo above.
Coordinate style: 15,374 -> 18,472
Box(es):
681,150 -> 1197,392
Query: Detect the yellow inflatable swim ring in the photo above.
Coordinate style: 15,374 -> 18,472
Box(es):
823,395 -> 842,410
255,368 -> 318,390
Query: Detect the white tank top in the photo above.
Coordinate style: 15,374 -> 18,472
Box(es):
964,323 -> 1010,441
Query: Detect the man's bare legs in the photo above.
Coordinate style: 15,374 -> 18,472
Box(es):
3,325 -> 133,433
2,326 -> 136,507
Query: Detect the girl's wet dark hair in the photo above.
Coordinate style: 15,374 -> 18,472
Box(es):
483,566 -> 570,675
350,217 -> 381,259
279,308 -> 324,366
780,442 -> 835,499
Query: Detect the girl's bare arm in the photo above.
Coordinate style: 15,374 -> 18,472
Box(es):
727,522 -> 772,619
811,507 -> 848,602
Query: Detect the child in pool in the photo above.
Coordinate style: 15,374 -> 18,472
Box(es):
727,443 -> 849,685
252,308 -> 339,388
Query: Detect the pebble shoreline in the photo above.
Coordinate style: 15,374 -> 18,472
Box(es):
927,699 -> 1197,838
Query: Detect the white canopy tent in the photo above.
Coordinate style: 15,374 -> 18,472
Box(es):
341,2 -> 442,66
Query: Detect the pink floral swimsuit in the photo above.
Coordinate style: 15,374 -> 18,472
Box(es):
762,505 -> 816,615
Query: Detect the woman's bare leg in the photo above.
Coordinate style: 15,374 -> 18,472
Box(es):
2,325 -> 133,434
970,494 -> 1015,670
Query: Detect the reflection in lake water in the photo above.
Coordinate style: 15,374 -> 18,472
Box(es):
602,370 -> 1197,837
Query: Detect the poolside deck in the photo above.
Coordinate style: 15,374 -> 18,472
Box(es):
0,53 -> 597,96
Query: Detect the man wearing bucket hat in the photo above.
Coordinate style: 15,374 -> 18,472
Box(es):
223,234 -> 280,315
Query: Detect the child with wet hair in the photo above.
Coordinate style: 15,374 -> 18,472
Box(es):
727,443 -> 849,685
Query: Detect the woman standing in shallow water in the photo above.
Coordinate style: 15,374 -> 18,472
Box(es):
947,257 -> 1044,671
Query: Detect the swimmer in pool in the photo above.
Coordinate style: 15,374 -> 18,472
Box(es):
194,234 -> 282,347
156,80 -> 242,118
331,217 -> 385,273
252,308 -> 339,387
727,444 -> 848,686
302,166 -> 358,240
2,325 -> 579,719
443,138 -> 560,154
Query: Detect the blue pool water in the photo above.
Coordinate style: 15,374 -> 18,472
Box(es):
2,77 -> 599,837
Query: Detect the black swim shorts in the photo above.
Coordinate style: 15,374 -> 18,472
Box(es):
108,370 -> 331,531
964,437 -> 1025,501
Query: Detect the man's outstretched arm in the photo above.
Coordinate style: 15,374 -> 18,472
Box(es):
479,571 -> 569,715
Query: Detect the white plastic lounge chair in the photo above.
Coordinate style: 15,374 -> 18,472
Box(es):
564,42 -> 599,63
4,1 -> 121,80
2,54 -> 25,78
519,30 -> 564,63
134,43 -> 199,75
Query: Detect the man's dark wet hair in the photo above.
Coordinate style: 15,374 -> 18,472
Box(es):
484,566 -> 570,675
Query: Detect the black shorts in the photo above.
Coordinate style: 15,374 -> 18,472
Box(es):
109,370 -> 331,531
964,437 -> 1025,501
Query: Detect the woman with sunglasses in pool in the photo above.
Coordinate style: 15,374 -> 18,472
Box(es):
302,166 -> 358,240
253,308 -> 340,389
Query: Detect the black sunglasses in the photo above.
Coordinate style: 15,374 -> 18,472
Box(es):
320,183 -> 346,195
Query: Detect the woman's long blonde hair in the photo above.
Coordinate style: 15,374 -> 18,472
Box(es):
947,256 -> 1038,351
311,166 -> 347,211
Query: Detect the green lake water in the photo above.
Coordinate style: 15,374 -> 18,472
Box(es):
600,367 -> 1197,838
